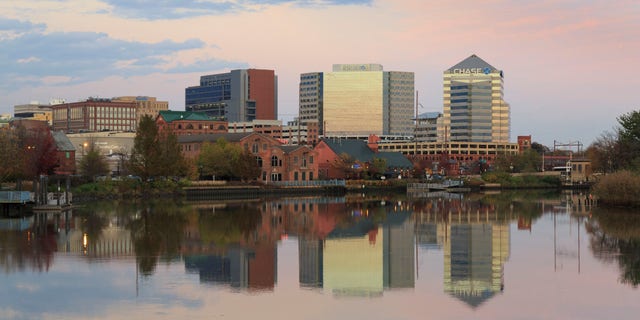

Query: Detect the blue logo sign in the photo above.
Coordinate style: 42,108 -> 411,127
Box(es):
483,67 -> 491,74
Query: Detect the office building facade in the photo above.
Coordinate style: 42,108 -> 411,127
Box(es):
443,55 -> 510,143
301,64 -> 414,137
185,69 -> 277,122
51,98 -> 138,133
299,72 -> 323,135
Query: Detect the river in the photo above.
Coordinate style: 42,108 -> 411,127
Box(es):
1,190 -> 639,319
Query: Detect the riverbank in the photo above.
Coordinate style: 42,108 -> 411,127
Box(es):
68,174 -> 585,202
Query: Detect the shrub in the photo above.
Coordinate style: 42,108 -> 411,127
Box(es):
593,171 -> 640,207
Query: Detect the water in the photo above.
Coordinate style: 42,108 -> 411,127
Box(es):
1,190 -> 639,320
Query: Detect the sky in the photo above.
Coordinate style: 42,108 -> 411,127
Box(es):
1,0 -> 639,148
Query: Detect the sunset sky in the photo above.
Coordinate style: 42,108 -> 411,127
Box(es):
1,0 -> 638,147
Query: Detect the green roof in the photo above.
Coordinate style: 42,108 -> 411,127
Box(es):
159,110 -> 214,123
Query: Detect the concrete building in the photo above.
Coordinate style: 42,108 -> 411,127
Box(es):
228,119 -> 319,146
443,54 -> 510,143
13,102 -> 53,125
299,72 -> 323,135
303,64 -> 414,137
185,69 -> 278,122
415,111 -> 444,142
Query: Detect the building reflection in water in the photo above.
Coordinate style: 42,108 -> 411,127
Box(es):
181,201 -> 278,291
1,195 -> 509,303
294,197 -> 415,297
414,196 -> 510,308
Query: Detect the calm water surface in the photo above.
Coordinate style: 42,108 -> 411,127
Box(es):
1,190 -> 639,320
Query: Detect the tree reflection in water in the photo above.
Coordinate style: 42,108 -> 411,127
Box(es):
586,208 -> 640,288
127,201 -> 188,276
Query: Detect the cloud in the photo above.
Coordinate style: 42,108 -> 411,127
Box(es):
99,0 -> 372,20
0,22 -> 248,90
0,17 -> 46,40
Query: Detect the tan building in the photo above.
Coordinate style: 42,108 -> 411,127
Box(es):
443,54 -> 510,143
312,64 -> 414,137
112,96 -> 168,124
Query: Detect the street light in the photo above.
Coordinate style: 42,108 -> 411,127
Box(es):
81,142 -> 88,156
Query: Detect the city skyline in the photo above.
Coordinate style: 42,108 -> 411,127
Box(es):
1,1 -> 638,147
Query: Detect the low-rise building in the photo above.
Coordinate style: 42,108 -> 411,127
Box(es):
156,110 -> 228,135
177,132 -> 318,183
315,137 -> 414,180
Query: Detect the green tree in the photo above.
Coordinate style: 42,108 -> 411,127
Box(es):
198,138 -> 238,179
233,150 -> 261,182
0,129 -> 21,183
79,140 -> 110,180
617,110 -> 640,170
516,149 -> 542,172
156,129 -> 187,177
128,115 -> 186,181
530,142 -> 550,154
368,157 -> 387,179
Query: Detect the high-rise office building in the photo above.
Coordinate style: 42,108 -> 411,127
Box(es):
300,64 -> 414,137
186,69 -> 277,122
443,54 -> 510,143
299,72 -> 323,135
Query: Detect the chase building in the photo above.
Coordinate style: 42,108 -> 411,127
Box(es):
443,55 -> 510,143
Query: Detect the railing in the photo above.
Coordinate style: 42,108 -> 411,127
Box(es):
271,180 -> 346,187
0,191 -> 32,204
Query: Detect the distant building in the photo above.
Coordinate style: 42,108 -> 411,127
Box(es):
443,54 -> 510,143
227,119 -> 319,146
415,112 -> 444,142
185,69 -> 278,122
13,101 -> 54,125
299,72 -> 324,135
517,135 -> 532,152
302,64 -> 414,137
51,98 -> 138,133
112,96 -> 169,125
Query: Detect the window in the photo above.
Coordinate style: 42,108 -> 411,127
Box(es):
294,172 -> 298,181
271,156 -> 279,167
252,143 -> 259,153
256,156 -> 263,167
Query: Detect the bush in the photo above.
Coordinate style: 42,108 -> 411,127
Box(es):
593,171 -> 640,207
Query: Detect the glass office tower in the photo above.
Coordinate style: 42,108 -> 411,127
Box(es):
186,69 -> 277,122
443,55 -> 510,143
305,64 -> 414,137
